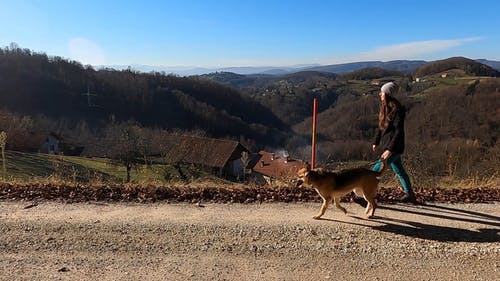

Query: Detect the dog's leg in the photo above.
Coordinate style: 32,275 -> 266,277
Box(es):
363,195 -> 371,214
353,188 -> 362,197
370,199 -> 377,217
313,197 -> 330,219
364,195 -> 377,218
333,197 -> 347,215
363,180 -> 378,218
364,201 -> 372,216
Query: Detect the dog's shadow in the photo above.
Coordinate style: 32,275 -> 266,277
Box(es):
319,204 -> 500,243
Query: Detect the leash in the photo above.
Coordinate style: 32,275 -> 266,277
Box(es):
366,158 -> 383,166
367,158 -> 387,173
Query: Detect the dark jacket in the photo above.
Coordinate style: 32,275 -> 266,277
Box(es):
373,106 -> 406,154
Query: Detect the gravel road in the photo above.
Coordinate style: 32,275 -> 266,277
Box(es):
0,201 -> 499,281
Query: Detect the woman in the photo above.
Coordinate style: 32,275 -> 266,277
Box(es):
372,82 -> 416,203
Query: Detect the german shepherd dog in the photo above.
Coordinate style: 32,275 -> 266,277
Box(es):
296,162 -> 385,219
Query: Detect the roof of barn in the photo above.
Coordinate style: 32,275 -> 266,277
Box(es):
161,135 -> 248,168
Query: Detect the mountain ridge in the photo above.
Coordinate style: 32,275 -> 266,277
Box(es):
102,59 -> 500,76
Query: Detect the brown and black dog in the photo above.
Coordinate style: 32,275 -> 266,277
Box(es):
296,162 -> 385,219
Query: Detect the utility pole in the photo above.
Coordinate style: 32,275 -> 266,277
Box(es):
311,98 -> 318,169
82,87 -> 97,107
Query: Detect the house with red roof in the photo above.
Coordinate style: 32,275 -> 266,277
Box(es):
249,150 -> 307,186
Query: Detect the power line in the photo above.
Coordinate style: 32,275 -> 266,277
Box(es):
82,87 -> 100,108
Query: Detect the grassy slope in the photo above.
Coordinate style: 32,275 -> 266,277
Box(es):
409,75 -> 484,100
1,151 -> 199,184
2,151 -> 233,185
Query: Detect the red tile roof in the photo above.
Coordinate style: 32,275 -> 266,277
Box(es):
251,150 -> 307,179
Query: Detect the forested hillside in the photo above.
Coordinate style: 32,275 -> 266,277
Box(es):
205,60 -> 500,183
0,45 -> 288,150
414,57 -> 500,78
1,44 -> 499,185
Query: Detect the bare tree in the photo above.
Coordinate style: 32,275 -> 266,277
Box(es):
241,151 -> 249,181
0,131 -> 6,178
105,122 -> 145,182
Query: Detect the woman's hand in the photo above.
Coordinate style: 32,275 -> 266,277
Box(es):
381,150 -> 392,160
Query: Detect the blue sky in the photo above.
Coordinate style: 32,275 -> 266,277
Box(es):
1,0 -> 499,67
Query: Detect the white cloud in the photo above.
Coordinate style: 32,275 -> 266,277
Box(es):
331,37 -> 484,63
68,38 -> 105,65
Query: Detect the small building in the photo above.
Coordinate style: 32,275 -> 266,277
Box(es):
40,133 -> 61,154
160,135 -> 249,179
249,150 -> 307,186
441,73 -> 448,78
39,133 -> 84,156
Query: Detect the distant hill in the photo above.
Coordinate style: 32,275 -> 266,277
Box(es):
414,57 -> 500,77
281,71 -> 338,82
198,72 -> 276,89
199,70 -> 337,90
103,64 -> 319,76
475,59 -> 500,71
304,60 -> 427,74
236,71 -> 341,126
341,67 -> 404,80
103,59 -> 500,76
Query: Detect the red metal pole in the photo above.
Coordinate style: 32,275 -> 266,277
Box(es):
311,98 -> 318,169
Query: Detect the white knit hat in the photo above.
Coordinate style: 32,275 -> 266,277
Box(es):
381,82 -> 399,95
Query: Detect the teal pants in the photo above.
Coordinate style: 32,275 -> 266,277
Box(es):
372,154 -> 413,194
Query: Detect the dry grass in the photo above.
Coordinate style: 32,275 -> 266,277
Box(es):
437,173 -> 500,189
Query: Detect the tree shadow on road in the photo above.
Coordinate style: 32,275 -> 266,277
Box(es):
319,204 -> 500,243
369,217 -> 499,243
379,204 -> 500,228
417,203 -> 500,222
